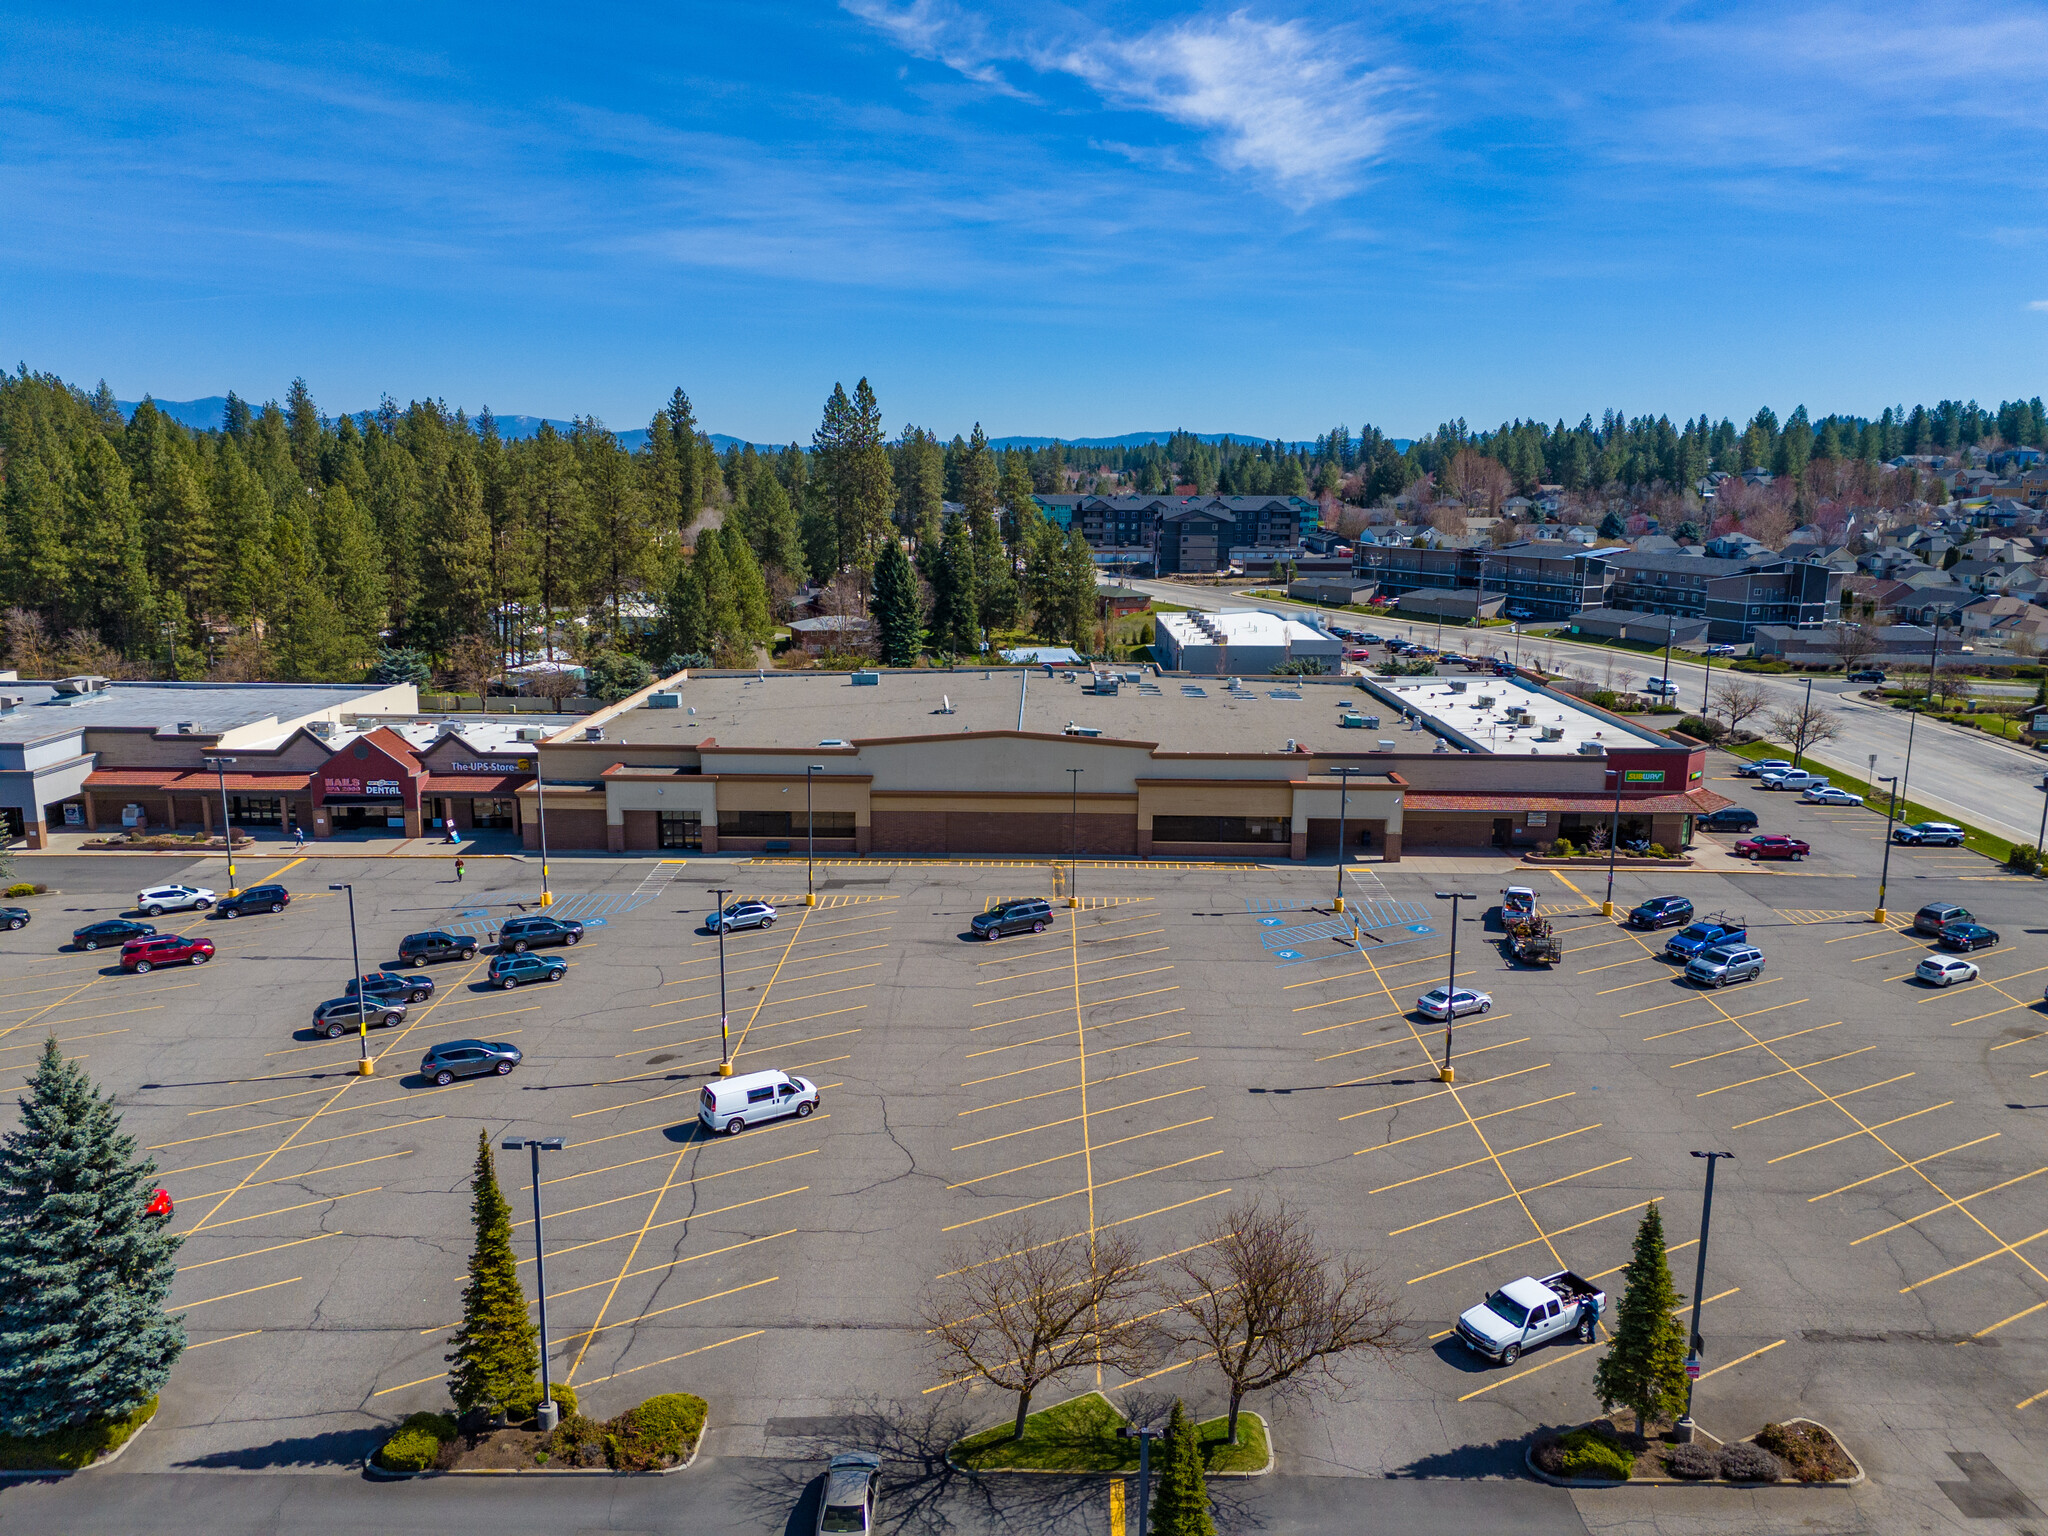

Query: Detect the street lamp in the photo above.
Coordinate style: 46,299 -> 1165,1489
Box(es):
1792,676 -> 1815,771
1873,775 -> 1900,923
1114,1422 -> 1167,1536
2035,775 -> 2048,862
1066,767 -> 1083,909
1330,766 -> 1365,913
709,886 -> 733,1076
1431,890 -> 1476,1083
203,755 -> 240,896
1673,1150 -> 1735,1445
501,1136 -> 566,1431
1601,767 -> 1624,917
329,882 -> 373,1075
532,766 -> 553,908
804,764 -> 824,907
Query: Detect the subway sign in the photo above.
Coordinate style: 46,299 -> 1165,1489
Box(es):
1622,769 -> 1665,784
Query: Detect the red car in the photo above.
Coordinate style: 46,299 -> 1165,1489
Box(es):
1346,648 -> 1370,660
120,933 -> 216,972
1733,835 -> 1809,861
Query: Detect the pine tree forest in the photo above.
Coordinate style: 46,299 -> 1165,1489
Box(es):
1,365 -> 2036,686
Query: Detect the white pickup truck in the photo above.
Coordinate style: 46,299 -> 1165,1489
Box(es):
1455,1271 -> 1605,1365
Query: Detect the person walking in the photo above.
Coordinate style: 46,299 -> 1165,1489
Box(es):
454,857 -> 465,883
293,823 -> 307,851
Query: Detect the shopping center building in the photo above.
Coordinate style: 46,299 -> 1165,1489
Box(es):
519,665 -> 1725,861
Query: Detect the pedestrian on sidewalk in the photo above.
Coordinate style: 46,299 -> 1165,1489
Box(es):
455,857 -> 465,882
293,823 -> 307,851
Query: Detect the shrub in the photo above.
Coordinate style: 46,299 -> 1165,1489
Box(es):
374,1411 -> 457,1473
2008,844 -> 2042,874
1665,1441 -> 1718,1480
1676,715 -> 1725,742
1718,1442 -> 1784,1482
1754,1421 -> 1851,1482
604,1392 -> 708,1471
1647,844 -> 1669,859
4,882 -> 31,898
0,1396 -> 158,1472
537,1411 -> 609,1468
1551,838 -> 1576,857
1555,1427 -> 1634,1481
505,1379 -> 577,1425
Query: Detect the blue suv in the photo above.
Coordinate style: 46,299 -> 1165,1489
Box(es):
488,952 -> 567,990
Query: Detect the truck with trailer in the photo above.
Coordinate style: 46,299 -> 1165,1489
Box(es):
1455,1271 -> 1606,1365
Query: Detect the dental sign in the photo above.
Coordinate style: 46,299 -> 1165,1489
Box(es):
323,776 -> 402,796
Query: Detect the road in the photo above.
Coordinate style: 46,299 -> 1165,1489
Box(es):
1130,579 -> 2048,847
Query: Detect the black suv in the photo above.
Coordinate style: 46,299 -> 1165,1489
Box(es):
73,918 -> 155,951
971,898 -> 1055,940
398,930 -> 479,967
216,884 -> 291,918
1697,806 -> 1758,832
496,915 -> 584,953
348,970 -> 435,1005
1627,895 -> 1694,930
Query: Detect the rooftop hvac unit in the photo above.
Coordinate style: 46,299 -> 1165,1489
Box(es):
0,694 -> 21,714
1065,722 -> 1102,737
309,720 -> 336,739
1576,740 -> 1606,755
851,671 -> 879,686
52,675 -> 108,695
1447,680 -> 1467,694
516,727 -> 547,742
584,726 -> 604,742
1339,713 -> 1365,728
647,692 -> 680,709
1376,739 -> 1396,751
175,721 -> 198,734
1539,726 -> 1565,741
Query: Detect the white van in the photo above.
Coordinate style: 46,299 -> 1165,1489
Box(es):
698,1070 -> 820,1136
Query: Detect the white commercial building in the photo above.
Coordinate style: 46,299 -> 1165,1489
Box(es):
1152,609 -> 1344,676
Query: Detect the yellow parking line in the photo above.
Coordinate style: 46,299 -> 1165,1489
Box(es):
976,948 -> 1170,985
187,1149 -> 415,1202
1902,1222 -> 2048,1292
189,1330 -> 263,1351
959,1032 -> 1193,1088
1967,1299 -> 2048,1341
956,1058 -> 1200,1117
624,1003 -> 866,1053
1992,1032 -> 2046,1052
573,1330 -> 767,1391
1302,1009 -> 1404,1036
1811,1135 -> 2002,1201
1388,1158 -> 1632,1237
1354,1094 -> 1575,1157
940,1150 -> 1224,1231
1369,1125 -> 1602,1194
179,1276 -> 302,1309
1854,1168 -> 2048,1245
970,966 -> 1173,1007
1670,1022 -> 1839,1069
1337,1063 -> 1551,1120
1407,1200 -> 1654,1286
1766,1102 -> 1953,1163
1731,1074 -> 1914,1129
946,1120 -> 1216,1189
1697,1046 -> 1875,1096
1696,1339 -> 1786,1381
177,1186 -> 382,1233
1578,957 -> 1649,974
175,1231 -> 346,1272
1952,1002 -> 2037,1028
951,1087 -> 1207,1153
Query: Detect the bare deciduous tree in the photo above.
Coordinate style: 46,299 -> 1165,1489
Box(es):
528,665 -> 581,711
922,1220 -> 1151,1442
1713,679 -> 1770,734
1835,624 -> 1882,673
1766,701 -> 1843,759
1162,1199 -> 1404,1445
447,634 -> 498,709
3,609 -> 53,678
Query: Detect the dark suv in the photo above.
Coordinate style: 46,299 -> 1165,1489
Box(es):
496,916 -> 584,953
1627,896 -> 1694,930
398,930 -> 480,967
420,1039 -> 521,1085
1697,806 -> 1758,832
971,898 -> 1055,940
347,970 -> 434,1005
216,884 -> 291,918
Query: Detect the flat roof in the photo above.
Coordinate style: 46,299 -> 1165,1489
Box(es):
1358,676 -> 1666,759
597,669 -> 1409,756
0,681 -> 381,746
1156,609 -> 1334,646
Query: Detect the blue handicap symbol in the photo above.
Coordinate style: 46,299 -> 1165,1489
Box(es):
1259,916 -> 1285,927
583,918 -> 607,927
1407,924 -> 1432,934
462,910 -> 489,918
1274,949 -> 1304,961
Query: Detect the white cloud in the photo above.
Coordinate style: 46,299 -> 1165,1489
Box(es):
844,3 -> 1410,205
2029,300 -> 2048,312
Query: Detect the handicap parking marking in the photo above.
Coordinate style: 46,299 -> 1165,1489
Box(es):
1259,916 -> 1287,928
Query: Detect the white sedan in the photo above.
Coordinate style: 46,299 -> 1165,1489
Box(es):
1417,986 -> 1492,1019
136,884 -> 216,916
1916,955 -> 1979,987
1802,786 -> 1864,806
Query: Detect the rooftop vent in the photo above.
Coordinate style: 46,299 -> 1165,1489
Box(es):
175,721 -> 198,734
309,720 -> 337,739
1376,739 -> 1396,751
0,694 -> 22,715
819,738 -> 849,748
851,671 -> 879,686
647,692 -> 680,709
516,727 -> 548,742
584,726 -> 604,742
52,675 -> 108,696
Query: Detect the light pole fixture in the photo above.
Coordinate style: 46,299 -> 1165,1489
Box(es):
1114,1422 -> 1167,1536
1066,767 -> 1083,909
1873,775 -> 1900,922
1792,675 -> 1815,770
329,882 -> 373,1075
805,763 -> 824,907
1673,1150 -> 1735,1445
203,755 -> 239,896
1431,890 -> 1475,1083
1601,767 -> 1624,916
1330,766 -> 1365,914
501,1136 -> 566,1431
1659,621 -> 1675,695
710,886 -> 733,1076
2034,774 -> 2048,863
533,766 -> 553,908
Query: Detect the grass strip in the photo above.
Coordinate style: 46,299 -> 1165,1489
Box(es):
949,1389 -> 1267,1475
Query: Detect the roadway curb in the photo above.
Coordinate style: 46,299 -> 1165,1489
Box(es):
1523,1417 -> 1863,1489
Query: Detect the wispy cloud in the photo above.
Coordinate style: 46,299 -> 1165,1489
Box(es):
843,3 -> 1411,205
2028,300 -> 2048,312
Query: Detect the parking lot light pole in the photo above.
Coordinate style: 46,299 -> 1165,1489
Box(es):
330,882 -> 372,1074
203,755 -> 239,895
1067,767 -> 1083,909
2035,775 -> 2048,862
1432,890 -> 1475,1082
501,1136 -> 566,1431
1601,768 -> 1623,916
1674,1150 -> 1735,1445
532,768 -> 554,908
1331,766 -> 1364,913
1873,776 -> 1900,922
1114,1423 -> 1166,1536
710,886 -> 733,1076
805,763 -> 824,906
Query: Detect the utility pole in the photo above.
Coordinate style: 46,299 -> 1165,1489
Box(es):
501,1136 -> 566,1430
1792,675 -> 1815,770
533,767 -> 553,908
1331,766 -> 1363,913
710,886 -> 733,1076
1431,890 -> 1475,1082
1674,1150 -> 1735,1444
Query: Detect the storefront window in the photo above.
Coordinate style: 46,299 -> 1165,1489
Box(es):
229,796 -> 283,825
658,811 -> 701,849
1152,815 -> 1288,843
471,798 -> 516,829
717,809 -> 855,838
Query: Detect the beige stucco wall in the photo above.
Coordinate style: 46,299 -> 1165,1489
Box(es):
1135,781 -> 1293,826
1287,785 -> 1405,834
708,776 -> 871,821
602,777 -> 718,826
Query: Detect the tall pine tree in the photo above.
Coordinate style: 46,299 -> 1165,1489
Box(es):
1591,1201 -> 1688,1436
871,539 -> 923,666
445,1130 -> 538,1420
928,514 -> 979,657
1149,1399 -> 1216,1536
0,1038 -> 184,1437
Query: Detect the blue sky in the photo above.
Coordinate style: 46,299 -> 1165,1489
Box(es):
3,3 -> 2044,441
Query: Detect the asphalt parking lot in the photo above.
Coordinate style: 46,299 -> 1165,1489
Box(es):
0,773 -> 2041,1531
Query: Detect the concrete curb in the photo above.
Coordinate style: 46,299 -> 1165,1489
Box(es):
0,1405 -> 156,1479
1523,1417 -> 1863,1490
1521,856 -> 1696,869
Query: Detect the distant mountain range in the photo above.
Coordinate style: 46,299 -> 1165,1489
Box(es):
112,399 -> 1362,455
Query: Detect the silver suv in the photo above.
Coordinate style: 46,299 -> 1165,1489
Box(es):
1685,944 -> 1765,988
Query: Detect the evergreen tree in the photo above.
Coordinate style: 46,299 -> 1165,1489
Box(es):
1149,1399 -> 1216,1536
897,426 -> 946,549
998,451 -> 1037,548
960,425 -> 998,528
1591,1201 -> 1689,1436
929,514 -> 979,656
0,1038 -> 184,1437
871,539 -> 923,666
446,1130 -> 538,1420
315,483 -> 390,664
717,525 -> 772,652
738,462 -> 807,581
1598,510 -> 1626,539
424,451 -> 495,649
